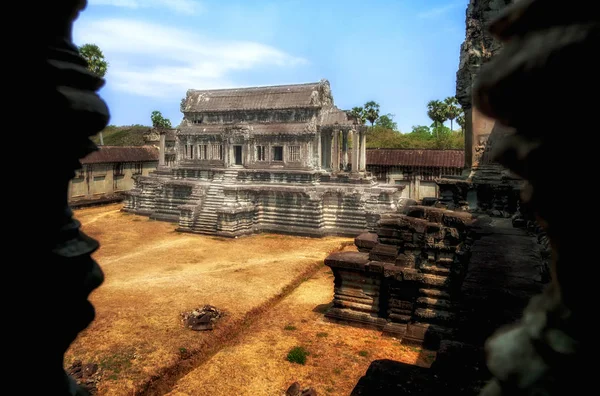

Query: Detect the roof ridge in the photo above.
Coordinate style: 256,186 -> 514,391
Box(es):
187,81 -> 323,94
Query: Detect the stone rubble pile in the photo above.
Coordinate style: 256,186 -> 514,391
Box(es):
283,382 -> 317,396
180,305 -> 225,331
66,360 -> 100,395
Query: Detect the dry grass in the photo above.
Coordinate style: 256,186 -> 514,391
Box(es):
167,266 -> 436,396
67,204 -> 351,395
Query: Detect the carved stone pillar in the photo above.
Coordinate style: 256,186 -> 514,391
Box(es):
472,0 -> 596,394
332,129 -> 340,172
360,129 -> 367,172
159,131 -> 166,166
316,129 -> 322,170
352,130 -> 359,173
342,129 -> 349,171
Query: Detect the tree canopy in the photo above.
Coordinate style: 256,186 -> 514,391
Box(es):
367,124 -> 464,150
444,96 -> 461,132
375,113 -> 397,130
151,111 -> 172,129
79,43 -> 108,78
349,106 -> 367,125
364,101 -> 380,126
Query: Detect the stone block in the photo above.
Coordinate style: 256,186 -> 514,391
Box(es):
354,232 -> 378,252
368,244 -> 398,262
325,251 -> 369,270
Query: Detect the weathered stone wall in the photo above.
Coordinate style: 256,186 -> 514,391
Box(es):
437,0 -> 521,216
178,133 -> 316,169
456,0 -> 513,170
185,108 -> 319,125
69,161 -> 157,202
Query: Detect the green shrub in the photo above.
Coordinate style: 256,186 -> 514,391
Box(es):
287,346 -> 309,365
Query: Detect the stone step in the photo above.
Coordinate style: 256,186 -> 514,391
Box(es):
416,296 -> 454,310
414,307 -> 455,324
419,263 -> 451,276
419,288 -> 451,299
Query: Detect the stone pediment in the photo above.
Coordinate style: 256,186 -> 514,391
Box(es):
143,130 -> 160,143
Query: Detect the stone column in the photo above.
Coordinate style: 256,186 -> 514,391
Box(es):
352,130 -> 359,174
159,131 -> 166,166
360,129 -> 367,172
332,129 -> 340,172
342,129 -> 349,171
316,130 -> 322,170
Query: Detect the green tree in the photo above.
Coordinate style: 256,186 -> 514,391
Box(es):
151,111 -> 172,129
408,125 -> 433,140
364,101 -> 380,126
375,113 -> 398,130
349,107 -> 366,125
456,112 -> 466,132
79,44 -> 108,78
80,43 -> 109,144
444,97 -> 460,132
426,100 -> 448,138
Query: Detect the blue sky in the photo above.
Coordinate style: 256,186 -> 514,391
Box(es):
74,0 -> 468,133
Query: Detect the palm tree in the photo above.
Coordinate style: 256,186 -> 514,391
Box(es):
444,96 -> 460,132
79,43 -> 109,145
79,43 -> 108,78
427,100 -> 447,138
349,106 -> 366,125
364,101 -> 380,126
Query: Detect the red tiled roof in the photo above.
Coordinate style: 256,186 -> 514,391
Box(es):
184,81 -> 327,112
81,146 -> 159,164
366,149 -> 464,168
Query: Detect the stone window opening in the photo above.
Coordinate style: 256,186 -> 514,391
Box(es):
133,162 -> 143,175
288,145 -> 300,162
184,144 -> 194,159
198,144 -> 208,160
211,144 -> 223,160
272,146 -> 283,161
113,162 -> 124,176
256,145 -> 266,161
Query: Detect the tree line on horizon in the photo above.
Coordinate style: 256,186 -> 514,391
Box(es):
349,99 -> 465,150
81,43 -> 464,150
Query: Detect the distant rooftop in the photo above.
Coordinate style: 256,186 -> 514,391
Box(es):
366,149 -> 465,168
81,146 -> 159,164
183,80 -> 332,113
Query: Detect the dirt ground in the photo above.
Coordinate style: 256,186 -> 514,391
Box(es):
68,203 -> 433,395
168,265 -> 435,396
67,204 -> 350,395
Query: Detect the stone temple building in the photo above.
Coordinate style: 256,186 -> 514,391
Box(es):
124,80 -> 403,237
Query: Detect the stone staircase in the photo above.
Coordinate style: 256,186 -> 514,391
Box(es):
191,172 -> 226,234
177,184 -> 206,230
322,193 -> 368,231
409,257 -> 457,342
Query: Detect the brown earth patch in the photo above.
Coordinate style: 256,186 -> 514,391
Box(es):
67,204 -> 351,395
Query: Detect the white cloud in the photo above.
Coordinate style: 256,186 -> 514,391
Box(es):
74,18 -> 307,98
417,2 -> 464,19
89,0 -> 202,15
